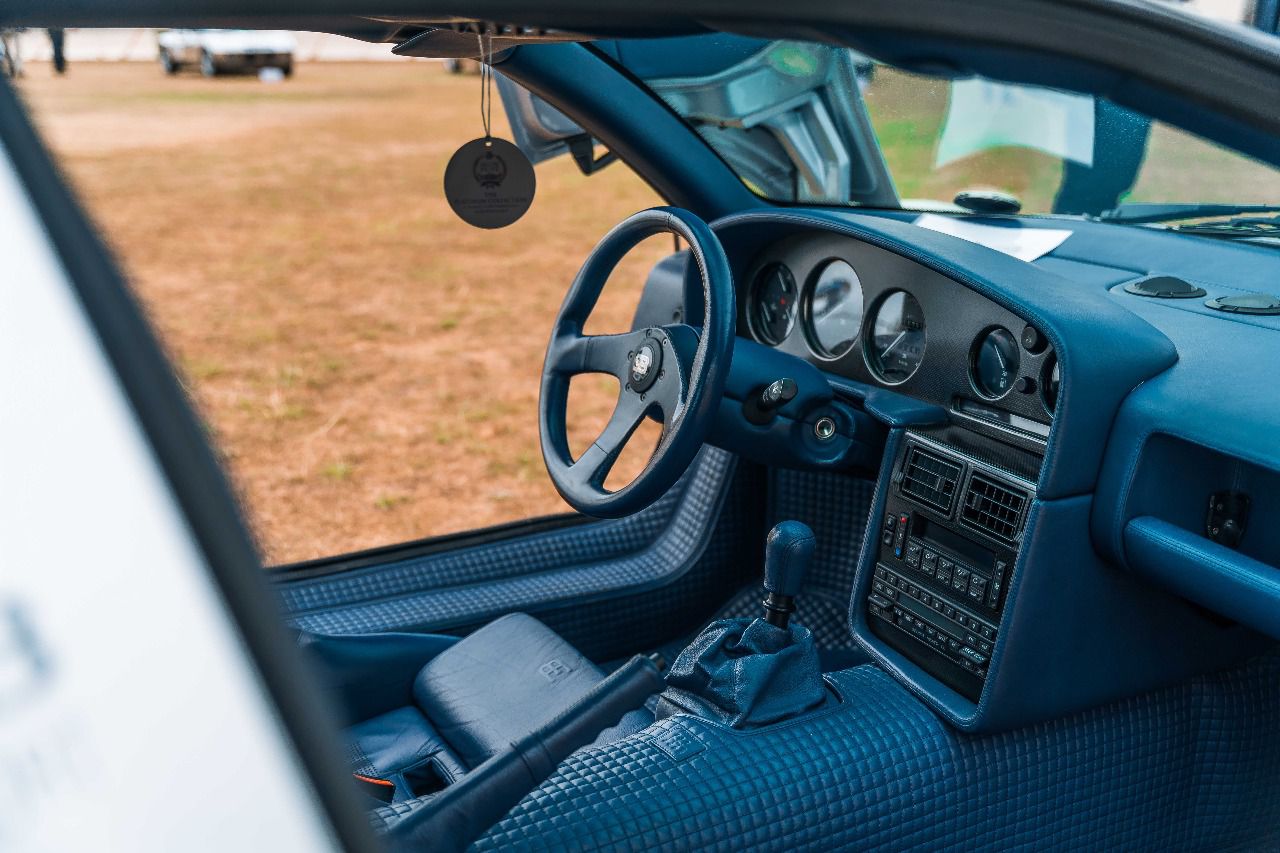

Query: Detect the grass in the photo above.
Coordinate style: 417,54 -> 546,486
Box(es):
17,61 -> 666,565
16,60 -> 1280,564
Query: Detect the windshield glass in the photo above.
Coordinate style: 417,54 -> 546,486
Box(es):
615,35 -> 1280,217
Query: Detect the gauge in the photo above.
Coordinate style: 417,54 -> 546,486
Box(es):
804,259 -> 864,359
1042,355 -> 1061,413
971,327 -> 1021,399
748,263 -> 798,345
865,290 -> 926,384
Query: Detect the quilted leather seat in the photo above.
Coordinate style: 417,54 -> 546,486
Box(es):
336,613 -> 654,803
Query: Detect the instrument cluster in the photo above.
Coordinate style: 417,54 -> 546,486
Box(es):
742,233 -> 1060,437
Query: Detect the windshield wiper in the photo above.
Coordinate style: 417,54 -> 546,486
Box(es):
1098,202 -> 1280,224
1169,216 -> 1280,240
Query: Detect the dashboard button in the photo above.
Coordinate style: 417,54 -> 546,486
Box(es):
953,568 -> 970,591
968,575 -> 988,601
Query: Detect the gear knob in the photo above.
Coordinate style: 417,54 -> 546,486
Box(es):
762,520 -> 815,628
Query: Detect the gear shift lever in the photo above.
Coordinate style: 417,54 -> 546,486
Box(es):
655,520 -> 827,728
761,521 -> 816,628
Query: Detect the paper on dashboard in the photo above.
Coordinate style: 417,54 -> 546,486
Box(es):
914,213 -> 1072,262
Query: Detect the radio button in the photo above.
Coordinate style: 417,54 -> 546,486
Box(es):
968,575 -> 988,602
936,558 -> 953,584
921,550 -> 938,576
953,568 -> 970,592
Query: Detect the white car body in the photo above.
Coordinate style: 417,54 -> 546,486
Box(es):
157,29 -> 296,75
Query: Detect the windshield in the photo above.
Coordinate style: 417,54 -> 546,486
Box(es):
616,36 -> 1280,218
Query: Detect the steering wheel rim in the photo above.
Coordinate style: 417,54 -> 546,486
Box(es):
539,207 -> 735,518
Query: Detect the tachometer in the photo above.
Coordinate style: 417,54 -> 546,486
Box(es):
866,290 -> 926,384
748,263 -> 798,345
971,327 -> 1021,399
804,259 -> 864,359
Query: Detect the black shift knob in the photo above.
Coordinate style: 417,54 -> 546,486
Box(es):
762,521 -> 815,628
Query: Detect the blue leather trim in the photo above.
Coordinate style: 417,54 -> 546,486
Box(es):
281,448 -> 758,662
850,433 -> 1261,732
711,208 -> 1178,501
299,630 -> 458,725
1126,516 -> 1280,640
476,650 -> 1280,851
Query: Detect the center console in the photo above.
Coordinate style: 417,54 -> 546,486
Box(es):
866,432 -> 1034,701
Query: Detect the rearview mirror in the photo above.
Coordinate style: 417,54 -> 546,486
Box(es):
495,73 -> 618,175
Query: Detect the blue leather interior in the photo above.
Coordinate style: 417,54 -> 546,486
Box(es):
299,630 -> 459,725
346,707 -> 467,804
476,649 -> 1280,851
656,618 -> 828,728
281,447 -> 762,663
1125,516 -> 1280,639
324,614 -> 654,811
713,339 -> 886,472
413,613 -> 652,768
712,209 -> 1179,503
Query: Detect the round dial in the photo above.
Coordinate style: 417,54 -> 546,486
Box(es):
749,263 -> 798,345
1043,355 -> 1061,413
972,327 -> 1021,398
805,259 -> 864,359
866,290 -> 926,384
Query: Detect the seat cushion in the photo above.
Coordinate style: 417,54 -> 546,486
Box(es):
346,706 -> 468,803
413,612 -> 651,768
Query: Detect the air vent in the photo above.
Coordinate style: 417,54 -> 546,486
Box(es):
960,473 -> 1027,543
900,446 -> 962,514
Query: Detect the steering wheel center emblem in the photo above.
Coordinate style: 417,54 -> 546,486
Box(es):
631,347 -> 653,382
627,337 -> 662,393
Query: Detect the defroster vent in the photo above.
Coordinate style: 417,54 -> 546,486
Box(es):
960,473 -> 1027,543
900,445 -> 962,514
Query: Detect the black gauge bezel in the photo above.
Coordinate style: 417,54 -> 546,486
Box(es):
1041,354 -> 1061,415
863,288 -> 927,386
747,262 -> 798,346
802,257 -> 865,361
969,325 -> 1022,401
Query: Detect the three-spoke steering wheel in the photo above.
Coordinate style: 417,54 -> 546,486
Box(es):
539,208 -> 735,518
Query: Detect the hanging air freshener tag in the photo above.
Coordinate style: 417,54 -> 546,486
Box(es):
443,137 -> 536,229
443,28 -> 536,229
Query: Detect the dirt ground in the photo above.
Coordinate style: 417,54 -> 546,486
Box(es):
17,61 -> 669,565
17,59 -> 1279,565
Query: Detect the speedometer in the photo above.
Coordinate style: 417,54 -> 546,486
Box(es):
865,290 -> 926,384
748,263 -> 798,345
804,259 -> 864,359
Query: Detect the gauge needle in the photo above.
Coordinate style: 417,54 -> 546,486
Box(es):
881,330 -> 907,359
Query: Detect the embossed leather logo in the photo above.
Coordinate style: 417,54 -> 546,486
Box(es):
538,659 -> 572,682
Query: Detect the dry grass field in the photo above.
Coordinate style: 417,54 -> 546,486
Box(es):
17,59 -> 1279,565
17,61 -> 668,564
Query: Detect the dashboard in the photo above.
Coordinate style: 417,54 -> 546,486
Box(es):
699,207 -> 1280,733
740,233 -> 1059,448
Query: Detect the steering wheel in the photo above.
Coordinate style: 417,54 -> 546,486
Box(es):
539,207 -> 735,518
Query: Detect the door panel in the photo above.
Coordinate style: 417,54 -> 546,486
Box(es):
278,447 -> 767,661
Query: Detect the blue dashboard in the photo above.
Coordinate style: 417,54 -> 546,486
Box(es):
701,208 -> 1280,731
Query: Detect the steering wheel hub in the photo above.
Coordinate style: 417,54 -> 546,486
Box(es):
627,335 -> 662,393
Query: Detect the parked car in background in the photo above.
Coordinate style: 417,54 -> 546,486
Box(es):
157,29 -> 295,77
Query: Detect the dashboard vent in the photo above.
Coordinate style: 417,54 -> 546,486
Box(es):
900,446 -> 962,514
960,473 -> 1027,543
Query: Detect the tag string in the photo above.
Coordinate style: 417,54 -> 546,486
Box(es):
476,27 -> 493,144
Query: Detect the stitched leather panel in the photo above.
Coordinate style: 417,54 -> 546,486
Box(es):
475,650 -> 1280,851
281,449 -> 755,655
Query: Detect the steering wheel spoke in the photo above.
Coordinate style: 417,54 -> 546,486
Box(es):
569,390 -> 650,488
548,329 -> 648,381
